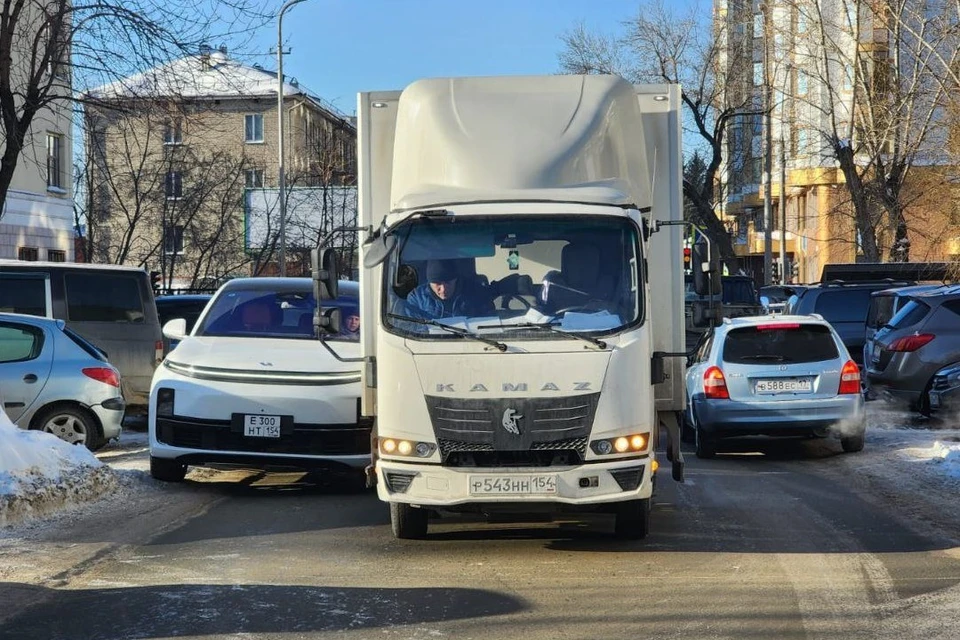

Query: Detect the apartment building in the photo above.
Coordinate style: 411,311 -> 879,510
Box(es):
83,46 -> 356,286
0,10 -> 74,262
715,0 -> 960,283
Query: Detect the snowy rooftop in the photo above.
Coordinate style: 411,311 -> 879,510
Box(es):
86,49 -> 349,120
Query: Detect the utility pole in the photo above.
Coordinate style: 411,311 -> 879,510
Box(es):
277,0 -> 308,277
779,132 -> 787,283
762,1 -> 774,285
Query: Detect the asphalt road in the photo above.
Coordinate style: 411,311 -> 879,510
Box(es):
2,436 -> 960,640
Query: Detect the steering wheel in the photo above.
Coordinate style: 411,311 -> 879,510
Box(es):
551,304 -> 595,315
498,293 -> 533,311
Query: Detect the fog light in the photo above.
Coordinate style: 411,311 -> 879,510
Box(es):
398,440 -> 413,455
156,388 -> 174,417
614,437 -> 630,453
631,435 -> 646,450
596,440 -> 612,455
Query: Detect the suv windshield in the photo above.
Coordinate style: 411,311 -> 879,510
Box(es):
723,324 -> 839,364
383,214 -> 642,339
866,295 -> 896,329
196,288 -> 359,341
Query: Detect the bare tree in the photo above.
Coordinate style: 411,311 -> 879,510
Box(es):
0,0 -> 274,217
787,0 -> 958,262
559,1 -> 760,267
85,101 -> 257,288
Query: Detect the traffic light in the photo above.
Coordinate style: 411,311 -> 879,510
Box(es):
150,270 -> 161,293
683,246 -> 692,271
771,262 -> 780,282
791,261 -> 800,281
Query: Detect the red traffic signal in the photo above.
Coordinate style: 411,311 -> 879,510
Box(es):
683,246 -> 692,266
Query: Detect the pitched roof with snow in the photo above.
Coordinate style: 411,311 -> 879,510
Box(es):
85,50 -> 349,121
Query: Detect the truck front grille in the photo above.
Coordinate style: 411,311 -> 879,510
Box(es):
425,393 -> 599,467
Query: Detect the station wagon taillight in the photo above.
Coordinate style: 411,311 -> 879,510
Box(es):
838,360 -> 861,395
704,366 -> 729,399
887,333 -> 935,353
83,367 -> 120,388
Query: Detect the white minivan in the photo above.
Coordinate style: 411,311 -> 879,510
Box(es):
148,278 -> 369,481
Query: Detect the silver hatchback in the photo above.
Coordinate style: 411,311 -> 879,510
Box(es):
0,312 -> 125,449
685,315 -> 866,458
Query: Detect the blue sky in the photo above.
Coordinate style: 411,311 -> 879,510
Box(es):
243,0 -> 646,116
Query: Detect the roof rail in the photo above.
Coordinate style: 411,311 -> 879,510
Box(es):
820,278 -> 914,287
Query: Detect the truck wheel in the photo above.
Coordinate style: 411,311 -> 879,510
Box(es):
840,430 -> 865,453
390,502 -> 428,539
614,498 -> 650,540
695,427 -> 716,459
150,456 -> 187,482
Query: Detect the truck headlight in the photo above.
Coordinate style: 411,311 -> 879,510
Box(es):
590,433 -> 649,455
380,438 -> 436,458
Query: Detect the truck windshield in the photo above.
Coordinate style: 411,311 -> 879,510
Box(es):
383,214 -> 642,340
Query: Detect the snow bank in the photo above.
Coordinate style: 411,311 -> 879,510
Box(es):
0,409 -> 118,527
926,441 -> 960,479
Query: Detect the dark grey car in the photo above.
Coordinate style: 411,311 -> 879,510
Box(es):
867,286 -> 960,413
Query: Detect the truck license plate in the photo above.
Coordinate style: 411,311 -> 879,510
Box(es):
755,379 -> 812,393
469,474 -> 558,496
243,414 -> 282,438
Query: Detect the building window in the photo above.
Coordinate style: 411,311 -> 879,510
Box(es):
18,247 -> 39,261
245,168 -> 264,189
245,114 -> 264,143
797,70 -> 808,96
754,62 -> 764,86
47,249 -> 66,262
163,225 -> 185,255
753,12 -> 763,36
163,118 -> 183,145
165,171 -> 182,199
46,134 -> 62,189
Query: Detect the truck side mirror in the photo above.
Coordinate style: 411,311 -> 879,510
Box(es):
313,306 -> 341,336
691,300 -> 720,328
362,231 -> 396,268
311,248 -> 339,300
692,239 -> 722,297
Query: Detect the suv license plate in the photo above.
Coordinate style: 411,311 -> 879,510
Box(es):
756,379 -> 812,394
469,475 -> 557,496
244,414 -> 282,438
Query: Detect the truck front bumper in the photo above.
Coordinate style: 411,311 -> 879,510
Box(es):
376,456 -> 654,507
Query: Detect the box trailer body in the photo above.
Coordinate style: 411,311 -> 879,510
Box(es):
357,75 -> 685,538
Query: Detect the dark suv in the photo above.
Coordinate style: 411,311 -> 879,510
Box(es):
785,280 -> 913,368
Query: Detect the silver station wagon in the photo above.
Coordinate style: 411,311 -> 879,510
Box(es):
684,315 -> 866,458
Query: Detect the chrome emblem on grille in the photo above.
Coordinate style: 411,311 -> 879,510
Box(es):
501,408 -> 522,435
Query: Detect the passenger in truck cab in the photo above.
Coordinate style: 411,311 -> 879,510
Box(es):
404,260 -> 493,320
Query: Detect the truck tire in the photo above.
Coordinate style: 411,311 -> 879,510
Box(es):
150,456 -> 187,482
840,430 -> 865,453
695,427 -> 716,459
614,498 -> 650,540
390,502 -> 428,539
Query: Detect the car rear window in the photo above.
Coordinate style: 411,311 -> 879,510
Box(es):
866,295 -> 896,329
63,326 -> 108,362
723,324 -> 840,365
0,274 -> 47,316
65,273 -> 145,323
813,290 -> 873,322
888,299 -> 931,329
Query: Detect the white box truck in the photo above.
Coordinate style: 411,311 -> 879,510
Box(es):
357,75 -> 689,539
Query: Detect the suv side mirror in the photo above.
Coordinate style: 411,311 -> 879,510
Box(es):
692,238 -> 722,297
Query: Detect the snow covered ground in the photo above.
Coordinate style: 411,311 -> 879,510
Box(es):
1,406 -> 959,533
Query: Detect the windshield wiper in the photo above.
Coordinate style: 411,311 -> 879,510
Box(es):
387,313 -> 508,352
477,321 -> 607,350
